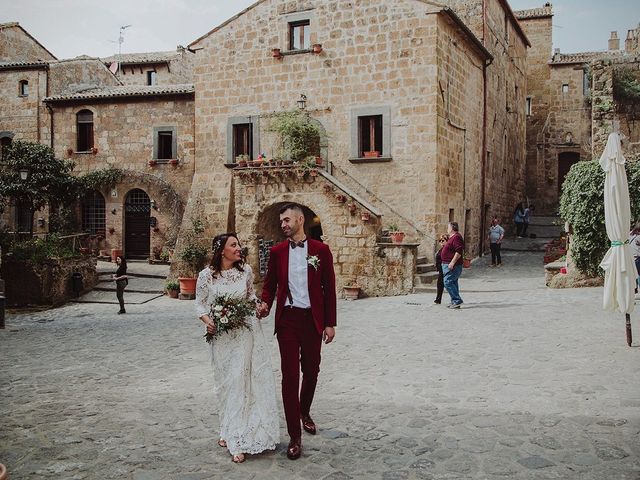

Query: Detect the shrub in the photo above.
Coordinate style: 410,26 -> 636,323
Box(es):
559,159 -> 640,277
6,235 -> 77,263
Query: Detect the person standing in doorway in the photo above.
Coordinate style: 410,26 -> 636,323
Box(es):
434,233 -> 449,304
523,204 -> 535,237
113,256 -> 128,314
487,217 -> 505,267
441,222 -> 464,309
258,203 -> 337,461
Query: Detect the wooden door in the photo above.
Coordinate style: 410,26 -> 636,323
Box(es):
124,189 -> 150,259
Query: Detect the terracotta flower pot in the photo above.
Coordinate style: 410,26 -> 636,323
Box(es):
312,43 -> 323,54
272,48 -> 282,59
363,151 -> 380,158
390,231 -> 405,244
343,286 -> 361,301
178,277 -> 197,295
148,160 -> 157,167
361,211 -> 371,221
168,289 -> 179,299
463,258 -> 471,268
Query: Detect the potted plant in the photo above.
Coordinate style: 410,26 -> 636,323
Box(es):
177,217 -> 208,297
148,159 -> 157,167
361,210 -> 371,222
91,146 -> 99,155
312,43 -> 323,54
108,226 -> 115,234
343,282 -> 361,300
463,255 -> 472,268
166,279 -> 180,299
347,203 -> 357,214
336,194 -> 347,203
67,147 -> 74,156
363,151 -> 381,158
272,48 -> 283,59
388,224 -> 405,244
169,158 -> 179,166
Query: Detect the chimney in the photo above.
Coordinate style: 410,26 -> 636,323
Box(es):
609,31 -> 620,51
626,29 -> 635,52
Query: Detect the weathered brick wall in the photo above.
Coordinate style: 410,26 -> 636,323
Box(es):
114,50 -> 194,86
0,24 -> 55,62
0,68 -> 48,142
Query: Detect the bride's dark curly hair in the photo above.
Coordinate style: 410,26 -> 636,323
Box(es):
209,233 -> 245,277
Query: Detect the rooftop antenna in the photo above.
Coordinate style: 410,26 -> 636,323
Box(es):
118,25 -> 132,56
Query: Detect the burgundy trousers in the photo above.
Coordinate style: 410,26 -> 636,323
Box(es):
277,306 -> 322,439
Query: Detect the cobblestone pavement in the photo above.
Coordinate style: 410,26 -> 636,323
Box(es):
1,251 -> 639,480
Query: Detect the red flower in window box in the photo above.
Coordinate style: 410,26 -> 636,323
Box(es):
66,147 -> 74,156
148,159 -> 157,167
169,159 -> 179,166
91,147 -> 99,154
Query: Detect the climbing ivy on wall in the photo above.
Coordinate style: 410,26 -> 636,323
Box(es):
559,159 -> 640,277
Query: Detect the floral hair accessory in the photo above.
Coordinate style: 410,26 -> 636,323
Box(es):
212,238 -> 225,256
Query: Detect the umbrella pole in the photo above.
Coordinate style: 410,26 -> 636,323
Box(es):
626,314 -> 632,347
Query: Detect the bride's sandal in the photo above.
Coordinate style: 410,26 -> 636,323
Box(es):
217,439 -> 227,448
232,453 -> 246,464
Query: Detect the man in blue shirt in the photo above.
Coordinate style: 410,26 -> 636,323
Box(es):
487,217 -> 505,266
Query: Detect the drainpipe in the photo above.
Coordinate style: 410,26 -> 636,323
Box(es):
479,0 -> 489,257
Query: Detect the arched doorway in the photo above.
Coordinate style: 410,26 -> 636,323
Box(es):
558,151 -> 580,198
254,202 -> 323,277
124,189 -> 151,259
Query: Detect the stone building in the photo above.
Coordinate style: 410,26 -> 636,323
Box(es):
183,0 -> 529,295
516,7 -> 640,214
0,22 -> 196,259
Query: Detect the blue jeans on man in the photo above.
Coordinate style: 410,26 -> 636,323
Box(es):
442,263 -> 463,305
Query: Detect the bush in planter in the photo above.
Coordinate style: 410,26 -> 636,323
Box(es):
267,110 -> 322,162
165,279 -> 180,298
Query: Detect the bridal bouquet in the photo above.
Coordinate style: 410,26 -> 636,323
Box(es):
204,294 -> 257,343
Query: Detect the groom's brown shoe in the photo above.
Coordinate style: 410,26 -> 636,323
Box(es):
301,415 -> 317,435
287,437 -> 302,460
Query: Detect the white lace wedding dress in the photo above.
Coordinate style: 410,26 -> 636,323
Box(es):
195,264 -> 280,456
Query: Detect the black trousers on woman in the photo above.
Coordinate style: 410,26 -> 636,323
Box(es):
435,265 -> 444,303
116,279 -> 127,313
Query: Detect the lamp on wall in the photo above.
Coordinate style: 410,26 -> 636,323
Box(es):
18,167 -> 30,181
150,199 -> 157,210
297,94 -> 307,110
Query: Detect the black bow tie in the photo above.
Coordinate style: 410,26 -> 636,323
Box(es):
289,239 -> 306,249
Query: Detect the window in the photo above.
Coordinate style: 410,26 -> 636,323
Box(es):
19,80 -> 28,96
358,115 -> 383,157
147,70 -> 157,86
157,131 -> 173,159
15,200 -> 32,233
350,106 -> 391,160
289,20 -> 310,50
233,123 -> 253,160
562,83 -> 569,94
76,109 -> 94,152
526,97 -> 532,116
153,126 -> 177,160
82,191 -> 106,235
0,136 -> 11,160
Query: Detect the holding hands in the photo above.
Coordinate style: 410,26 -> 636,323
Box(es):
256,301 -> 270,319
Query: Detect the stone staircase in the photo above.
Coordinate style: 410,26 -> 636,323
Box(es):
413,256 -> 439,293
501,215 -> 564,252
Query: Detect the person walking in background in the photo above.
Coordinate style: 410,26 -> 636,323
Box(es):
441,222 -> 464,309
113,256 -> 128,314
513,202 -> 525,238
629,224 -> 640,294
523,204 -> 535,237
434,233 -> 449,304
487,217 -> 505,267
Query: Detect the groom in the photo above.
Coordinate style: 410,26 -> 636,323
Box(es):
258,203 -> 337,460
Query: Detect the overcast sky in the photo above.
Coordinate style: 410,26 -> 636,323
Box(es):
1,0 -> 638,59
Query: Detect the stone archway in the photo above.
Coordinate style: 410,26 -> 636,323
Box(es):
253,202 -> 324,277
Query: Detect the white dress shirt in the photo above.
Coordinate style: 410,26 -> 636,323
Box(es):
287,241 -> 311,308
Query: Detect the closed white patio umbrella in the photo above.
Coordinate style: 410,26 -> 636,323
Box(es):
599,132 -> 636,346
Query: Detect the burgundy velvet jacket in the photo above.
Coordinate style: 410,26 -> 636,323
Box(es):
261,239 -> 337,335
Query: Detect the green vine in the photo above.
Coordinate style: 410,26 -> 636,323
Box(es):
559,160 -> 640,277
267,110 -> 321,162
613,67 -> 640,103
78,167 -> 124,193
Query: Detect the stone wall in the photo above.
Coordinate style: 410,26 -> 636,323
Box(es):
184,0 -> 503,274
49,58 -> 120,97
0,23 -> 56,62
1,255 -> 98,306
49,95 -> 194,257
113,50 -> 195,86
231,168 -> 417,297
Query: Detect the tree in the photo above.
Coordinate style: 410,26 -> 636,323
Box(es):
0,140 -> 77,236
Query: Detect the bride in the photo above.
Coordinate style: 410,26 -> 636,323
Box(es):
195,233 -> 279,463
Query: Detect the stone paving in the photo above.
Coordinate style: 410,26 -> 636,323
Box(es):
1,251 -> 639,480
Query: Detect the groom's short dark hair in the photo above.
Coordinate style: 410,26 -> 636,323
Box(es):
280,203 -> 304,216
